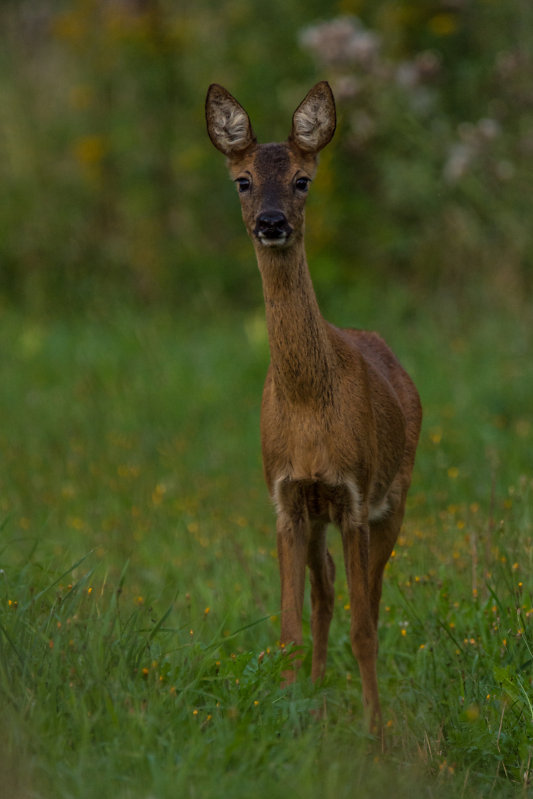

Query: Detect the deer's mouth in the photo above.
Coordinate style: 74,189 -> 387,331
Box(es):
254,212 -> 293,247
256,230 -> 291,248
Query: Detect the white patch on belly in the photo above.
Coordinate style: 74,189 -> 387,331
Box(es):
272,474 -> 392,526
369,495 -> 391,523
343,478 -> 364,524
272,477 -> 285,515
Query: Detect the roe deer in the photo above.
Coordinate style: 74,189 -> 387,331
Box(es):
205,81 -> 422,730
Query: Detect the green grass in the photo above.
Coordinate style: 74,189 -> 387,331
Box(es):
0,287 -> 532,798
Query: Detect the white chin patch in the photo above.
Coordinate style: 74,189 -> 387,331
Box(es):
258,234 -> 289,248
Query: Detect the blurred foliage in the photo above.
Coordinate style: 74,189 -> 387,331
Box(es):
0,0 -> 532,312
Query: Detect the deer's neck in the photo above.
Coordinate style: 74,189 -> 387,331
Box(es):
256,242 -> 335,404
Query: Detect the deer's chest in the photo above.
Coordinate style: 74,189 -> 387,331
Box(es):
261,398 -> 370,487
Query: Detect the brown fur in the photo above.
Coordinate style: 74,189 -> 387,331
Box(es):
206,82 -> 422,731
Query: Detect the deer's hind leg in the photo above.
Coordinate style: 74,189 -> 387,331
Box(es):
368,495 -> 407,631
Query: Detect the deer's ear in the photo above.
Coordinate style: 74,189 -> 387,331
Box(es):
205,84 -> 256,157
290,81 -> 336,154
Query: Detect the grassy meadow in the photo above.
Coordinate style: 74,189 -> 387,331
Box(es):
1,285 -> 531,798
1,2 -> 532,796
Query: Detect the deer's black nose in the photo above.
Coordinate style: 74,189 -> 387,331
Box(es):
254,211 -> 292,240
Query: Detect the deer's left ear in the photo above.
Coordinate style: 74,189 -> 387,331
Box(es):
206,84 -> 256,157
290,81 -> 336,154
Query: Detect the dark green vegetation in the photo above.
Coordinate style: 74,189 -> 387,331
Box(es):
1,0 -> 532,310
0,1 -> 532,797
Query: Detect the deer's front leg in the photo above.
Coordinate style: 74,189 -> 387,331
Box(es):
341,519 -> 382,731
276,510 -> 308,684
307,520 -> 335,683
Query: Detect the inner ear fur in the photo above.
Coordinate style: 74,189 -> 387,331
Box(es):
290,81 -> 336,154
205,84 -> 256,157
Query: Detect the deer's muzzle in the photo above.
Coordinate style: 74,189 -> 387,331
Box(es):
254,211 -> 293,246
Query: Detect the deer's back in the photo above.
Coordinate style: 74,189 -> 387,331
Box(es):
339,326 -> 422,458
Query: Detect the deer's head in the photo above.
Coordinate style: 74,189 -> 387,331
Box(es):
206,82 -> 336,250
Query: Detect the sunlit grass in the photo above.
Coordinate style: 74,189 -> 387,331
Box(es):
0,293 -> 531,798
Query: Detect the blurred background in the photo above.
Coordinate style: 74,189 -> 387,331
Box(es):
1,0 -> 532,315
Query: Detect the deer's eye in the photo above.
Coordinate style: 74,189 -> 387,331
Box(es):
236,177 -> 251,193
294,177 -> 310,193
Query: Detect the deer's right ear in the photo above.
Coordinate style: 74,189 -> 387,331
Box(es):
205,84 -> 256,157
